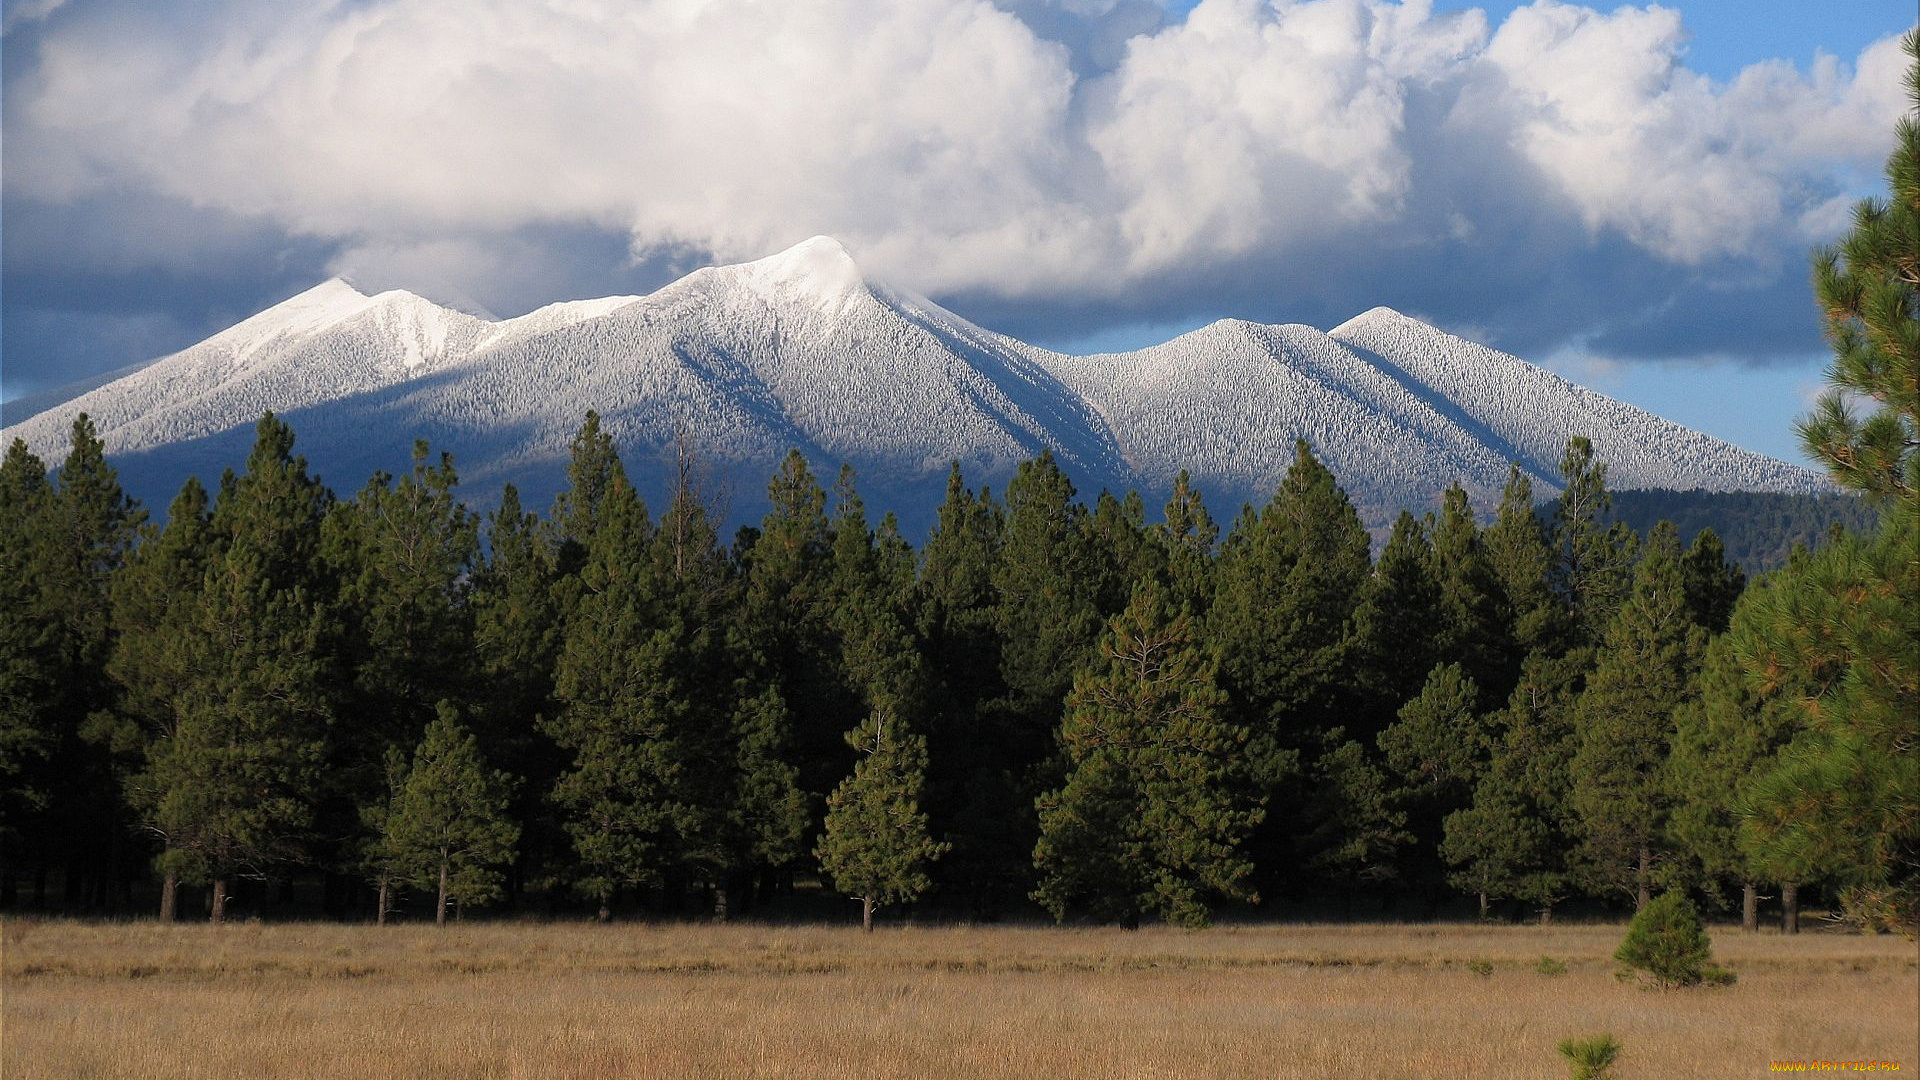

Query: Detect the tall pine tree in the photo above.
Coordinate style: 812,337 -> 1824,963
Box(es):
1033,582 -> 1260,927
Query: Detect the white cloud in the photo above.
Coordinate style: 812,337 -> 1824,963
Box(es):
4,0 -> 1905,309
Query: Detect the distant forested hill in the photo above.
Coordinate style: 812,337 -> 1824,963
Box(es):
1544,488 -> 1880,573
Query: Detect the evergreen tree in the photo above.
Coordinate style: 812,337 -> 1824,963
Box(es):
469,483 -> 564,898
915,465 -> 1019,909
1613,890 -> 1716,989
549,410 -> 624,572
1212,440 -> 1371,731
0,418 -> 145,911
744,451 -> 852,820
1679,528 -> 1745,634
1732,509 -> 1918,931
1431,484 -> 1516,700
102,477 -> 213,921
1087,489 -> 1155,619
142,413 -> 332,922
1797,28 -> 1918,505
815,704 -> 947,931
1442,650 -> 1586,921
1484,465 -> 1564,655
383,703 -> 519,925
321,442 -> 480,891
993,450 -> 1102,765
1739,38 -> 1919,931
325,441 -> 478,746
0,441 -> 58,857
1347,512 -> 1441,742
1150,469 -> 1218,617
1570,522 -> 1705,909
1209,440 -> 1370,896
720,683 -> 810,916
1033,583 -> 1260,927
1665,609 -> 1801,931
545,449 -> 666,920
1553,438 -> 1636,646
1378,663 -> 1492,904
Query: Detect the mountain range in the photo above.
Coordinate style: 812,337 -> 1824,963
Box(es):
2,236 -> 1826,536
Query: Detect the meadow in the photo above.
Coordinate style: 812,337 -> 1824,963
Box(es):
3,918 -> 1914,1079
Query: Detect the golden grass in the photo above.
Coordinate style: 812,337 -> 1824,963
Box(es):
4,918 -> 1914,1079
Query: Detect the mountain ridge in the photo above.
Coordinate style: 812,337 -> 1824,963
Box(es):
2,236 -> 1827,535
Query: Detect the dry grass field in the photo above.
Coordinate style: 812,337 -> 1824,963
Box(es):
3,917 -> 1913,1079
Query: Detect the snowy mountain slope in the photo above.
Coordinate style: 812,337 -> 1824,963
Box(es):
1328,308 -> 1825,497
1023,319 -> 1524,514
3,237 -> 1826,535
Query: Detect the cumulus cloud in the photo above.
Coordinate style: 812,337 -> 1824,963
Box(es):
1,0 -> 1905,391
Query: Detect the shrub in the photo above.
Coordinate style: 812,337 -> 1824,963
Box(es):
1558,1034 -> 1621,1080
1535,955 -> 1567,976
1614,891 -> 1714,989
1468,959 -> 1493,978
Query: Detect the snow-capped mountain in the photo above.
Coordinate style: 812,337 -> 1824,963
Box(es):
2,236 -> 1826,535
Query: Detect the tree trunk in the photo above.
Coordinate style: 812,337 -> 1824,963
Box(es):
1782,881 -> 1799,935
210,877 -> 228,925
713,886 -> 728,923
597,891 -> 611,924
1741,882 -> 1758,933
376,874 -> 390,927
1635,845 -> 1651,910
862,896 -> 874,933
436,859 -> 449,927
158,868 -> 178,924
1477,891 -> 1489,920
1538,900 -> 1554,926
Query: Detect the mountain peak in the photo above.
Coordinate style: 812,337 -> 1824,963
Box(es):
1329,306 -> 1419,338
731,235 -> 868,310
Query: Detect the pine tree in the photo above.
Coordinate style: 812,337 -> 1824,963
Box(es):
1431,484 -> 1516,700
469,483 -> 563,900
1210,439 -> 1370,741
1798,28 -> 1918,505
1484,465 -> 1564,655
1378,663 -> 1492,904
993,450 -> 1101,766
1737,37 -> 1919,931
1442,650 -> 1586,921
1570,522 -> 1705,909
1348,511 -> 1441,742
1088,489 -> 1155,620
1033,583 -> 1260,927
142,413 -> 332,922
321,442 -> 480,894
549,410 -> 624,572
1554,438 -> 1636,647
546,463 -> 668,920
0,418 -> 145,911
383,703 -> 519,925
1732,511 -> 1918,931
104,477 -> 213,921
915,465 -> 1018,909
1665,609 -> 1801,931
0,441 -> 58,855
325,441 -> 478,746
1680,528 -> 1745,634
1150,469 -> 1218,618
815,705 -> 947,931
1209,440 -> 1370,896
744,451 -> 851,818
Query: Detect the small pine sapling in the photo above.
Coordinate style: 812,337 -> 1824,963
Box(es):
1613,890 -> 1715,988
1558,1034 -> 1622,1080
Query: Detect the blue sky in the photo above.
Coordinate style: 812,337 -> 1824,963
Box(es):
2,0 -> 1913,464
